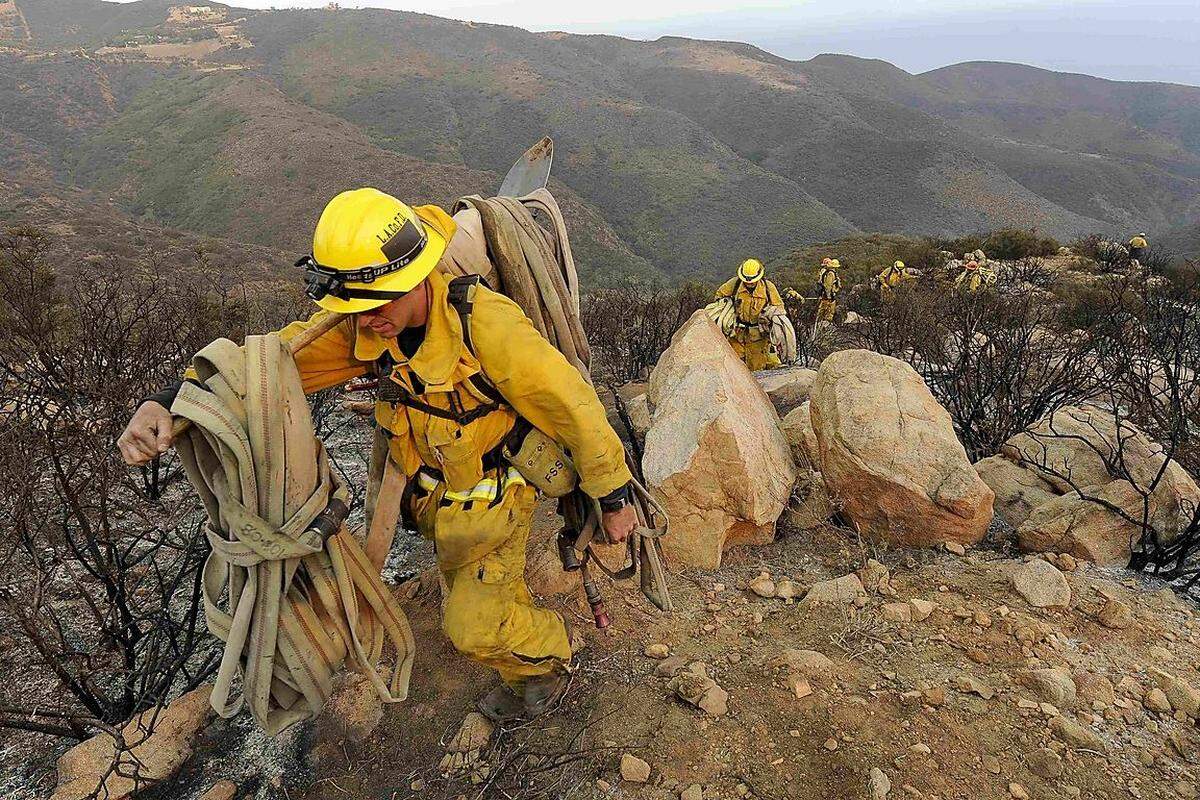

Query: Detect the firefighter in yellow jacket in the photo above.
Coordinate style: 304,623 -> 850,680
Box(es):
816,257 -> 841,322
955,259 -> 996,293
876,259 -> 913,297
713,258 -> 784,371
118,188 -> 638,723
1128,233 -> 1148,263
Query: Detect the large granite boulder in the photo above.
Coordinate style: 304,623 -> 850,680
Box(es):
1001,406 -> 1200,564
642,312 -> 797,568
809,349 -> 994,546
974,455 -> 1058,528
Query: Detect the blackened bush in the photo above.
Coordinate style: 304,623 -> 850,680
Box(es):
845,283 -> 1102,459
582,281 -> 710,385
0,227 -> 303,746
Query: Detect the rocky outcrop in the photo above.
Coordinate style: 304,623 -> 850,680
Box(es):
642,312 -> 796,568
756,366 -> 817,416
809,349 -> 994,547
781,401 -> 819,467
1017,482 -> 1146,566
974,455 -> 1057,528
51,686 -> 214,800
1000,405 -> 1200,565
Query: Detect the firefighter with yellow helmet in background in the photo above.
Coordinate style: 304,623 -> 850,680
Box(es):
1128,233 -> 1148,263
955,259 -> 996,293
876,259 -> 914,297
816,257 -> 841,322
712,258 -> 785,370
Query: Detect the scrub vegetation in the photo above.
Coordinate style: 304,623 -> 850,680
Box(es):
3,220 -> 1198,800
3,2 -> 1200,798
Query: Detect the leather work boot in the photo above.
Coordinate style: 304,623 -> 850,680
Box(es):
522,669 -> 571,720
478,682 -> 526,723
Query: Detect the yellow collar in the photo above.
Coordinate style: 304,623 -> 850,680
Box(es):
352,270 -> 467,387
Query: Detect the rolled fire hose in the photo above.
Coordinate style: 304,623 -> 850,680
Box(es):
172,332 -> 414,735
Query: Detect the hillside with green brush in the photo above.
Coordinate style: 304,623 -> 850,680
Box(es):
2,0 -> 1198,288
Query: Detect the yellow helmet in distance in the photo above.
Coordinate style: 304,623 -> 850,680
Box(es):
894,260 -> 905,270
738,258 -> 765,283
298,188 -> 448,314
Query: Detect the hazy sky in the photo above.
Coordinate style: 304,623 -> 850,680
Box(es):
139,0 -> 1200,84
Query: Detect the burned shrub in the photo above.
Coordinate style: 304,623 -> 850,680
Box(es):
582,281 -> 709,385
0,228 -> 302,748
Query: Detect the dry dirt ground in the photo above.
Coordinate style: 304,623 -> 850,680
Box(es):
150,508 -> 1200,800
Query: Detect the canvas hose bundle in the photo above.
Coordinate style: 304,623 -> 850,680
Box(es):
172,334 -> 415,735
703,298 -> 797,364
420,187 -> 673,618
761,305 -> 798,364
704,297 -> 737,337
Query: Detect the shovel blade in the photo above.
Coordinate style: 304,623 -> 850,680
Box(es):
497,136 -> 553,197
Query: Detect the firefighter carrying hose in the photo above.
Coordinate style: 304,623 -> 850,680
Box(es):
955,259 -> 996,293
876,259 -> 914,297
118,188 -> 639,723
816,257 -> 841,322
712,258 -> 785,370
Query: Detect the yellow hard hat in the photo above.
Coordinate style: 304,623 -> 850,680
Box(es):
738,258 -> 765,283
298,188 -> 448,313
894,260 -> 905,269
828,258 -> 841,269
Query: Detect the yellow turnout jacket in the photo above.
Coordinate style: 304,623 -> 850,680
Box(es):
275,269 -> 631,499
877,264 -> 912,289
818,268 -> 841,300
714,277 -> 784,325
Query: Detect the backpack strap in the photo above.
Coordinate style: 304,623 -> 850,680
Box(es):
447,275 -> 509,408
371,275 -> 509,426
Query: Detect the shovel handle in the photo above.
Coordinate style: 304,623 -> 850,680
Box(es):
169,312 -> 348,440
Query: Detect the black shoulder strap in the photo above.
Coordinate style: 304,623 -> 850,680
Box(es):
446,275 -> 508,408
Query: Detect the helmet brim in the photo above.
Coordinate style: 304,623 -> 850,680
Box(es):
312,226 -> 448,314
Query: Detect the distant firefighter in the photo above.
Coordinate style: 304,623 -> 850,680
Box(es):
816,257 -> 841,322
711,258 -> 786,370
955,259 -> 996,293
876,259 -> 914,297
1128,233 -> 1148,263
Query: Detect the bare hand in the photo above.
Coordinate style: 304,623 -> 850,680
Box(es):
601,504 -> 638,544
117,402 -> 175,466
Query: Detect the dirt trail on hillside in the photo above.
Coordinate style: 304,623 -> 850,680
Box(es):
171,514 -> 1200,800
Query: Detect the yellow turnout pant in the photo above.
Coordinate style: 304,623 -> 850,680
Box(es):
816,298 -> 837,323
415,477 -> 571,686
728,326 -> 780,371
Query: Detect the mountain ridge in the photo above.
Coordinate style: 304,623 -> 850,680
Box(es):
1,0 -> 1196,285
